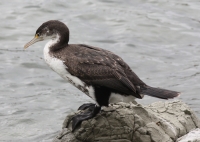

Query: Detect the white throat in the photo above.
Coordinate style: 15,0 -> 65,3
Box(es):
43,34 -> 64,76
44,34 -> 60,49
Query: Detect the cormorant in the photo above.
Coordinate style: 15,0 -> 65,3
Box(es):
24,20 -> 180,131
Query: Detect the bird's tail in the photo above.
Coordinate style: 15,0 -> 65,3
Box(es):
141,86 -> 180,99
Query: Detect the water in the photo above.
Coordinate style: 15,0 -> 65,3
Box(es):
0,0 -> 200,141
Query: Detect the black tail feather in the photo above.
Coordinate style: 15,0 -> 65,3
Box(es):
141,86 -> 180,99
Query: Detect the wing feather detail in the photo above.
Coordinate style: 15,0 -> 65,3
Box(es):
63,44 -> 145,98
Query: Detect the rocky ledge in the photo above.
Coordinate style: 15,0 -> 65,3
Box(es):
53,101 -> 200,142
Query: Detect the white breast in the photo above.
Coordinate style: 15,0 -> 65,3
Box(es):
43,38 -> 84,86
43,38 -> 96,101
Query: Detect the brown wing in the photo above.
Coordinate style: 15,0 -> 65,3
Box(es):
78,44 -> 146,86
106,50 -> 146,86
79,63 -> 136,93
63,44 -> 144,98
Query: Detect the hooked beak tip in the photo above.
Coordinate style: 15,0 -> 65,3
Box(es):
24,45 -> 28,49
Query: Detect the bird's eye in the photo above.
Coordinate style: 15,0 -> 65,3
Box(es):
35,33 -> 40,37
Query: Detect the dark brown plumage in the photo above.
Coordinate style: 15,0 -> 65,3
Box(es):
52,43 -> 146,99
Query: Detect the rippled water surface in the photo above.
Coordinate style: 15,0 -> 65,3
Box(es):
0,0 -> 200,141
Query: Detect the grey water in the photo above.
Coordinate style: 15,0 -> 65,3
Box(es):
0,0 -> 200,141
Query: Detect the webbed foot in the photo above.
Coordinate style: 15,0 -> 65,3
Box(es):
67,104 -> 101,132
78,103 -> 95,110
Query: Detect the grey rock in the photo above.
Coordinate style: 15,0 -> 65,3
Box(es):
53,101 -> 200,142
176,128 -> 200,142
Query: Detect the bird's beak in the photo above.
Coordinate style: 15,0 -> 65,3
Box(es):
24,35 -> 43,49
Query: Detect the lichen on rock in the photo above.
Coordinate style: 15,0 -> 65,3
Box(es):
53,101 -> 200,142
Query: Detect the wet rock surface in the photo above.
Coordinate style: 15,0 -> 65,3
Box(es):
53,101 -> 200,142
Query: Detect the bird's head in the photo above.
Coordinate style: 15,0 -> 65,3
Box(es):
24,20 -> 69,49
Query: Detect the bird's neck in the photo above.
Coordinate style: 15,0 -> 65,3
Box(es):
47,34 -> 68,52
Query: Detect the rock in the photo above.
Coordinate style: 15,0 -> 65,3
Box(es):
176,128 -> 200,142
53,101 -> 200,142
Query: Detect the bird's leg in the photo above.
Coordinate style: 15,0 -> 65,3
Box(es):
67,104 -> 101,132
78,103 -> 96,110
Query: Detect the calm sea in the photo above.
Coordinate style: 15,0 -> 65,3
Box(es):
0,0 -> 200,141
